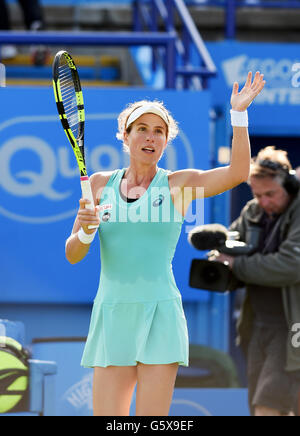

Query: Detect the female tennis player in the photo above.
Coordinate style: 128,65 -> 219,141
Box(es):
66,71 -> 265,416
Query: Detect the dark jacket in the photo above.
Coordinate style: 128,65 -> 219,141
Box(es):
230,191 -> 300,372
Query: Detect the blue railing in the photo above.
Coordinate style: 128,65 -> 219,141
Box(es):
1,0 -> 217,90
0,31 -> 178,88
6,0 -> 131,3
133,0 -> 217,89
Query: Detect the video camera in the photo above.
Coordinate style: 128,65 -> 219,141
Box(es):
188,224 -> 261,292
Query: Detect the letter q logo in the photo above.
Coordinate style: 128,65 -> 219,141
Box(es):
0,136 -> 69,200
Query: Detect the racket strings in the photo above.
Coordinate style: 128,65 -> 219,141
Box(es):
58,63 -> 80,138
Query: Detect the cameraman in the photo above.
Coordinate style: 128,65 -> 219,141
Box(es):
214,146 -> 300,416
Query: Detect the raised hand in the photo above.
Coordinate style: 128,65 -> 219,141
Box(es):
231,71 -> 266,112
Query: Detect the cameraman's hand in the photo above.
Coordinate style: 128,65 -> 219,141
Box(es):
208,251 -> 235,270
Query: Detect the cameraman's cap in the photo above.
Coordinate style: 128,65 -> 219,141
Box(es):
126,104 -> 169,129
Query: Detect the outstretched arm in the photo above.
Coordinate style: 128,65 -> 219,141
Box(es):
229,71 -> 266,192
171,71 -> 266,199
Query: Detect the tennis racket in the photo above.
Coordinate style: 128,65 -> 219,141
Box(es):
52,50 -> 97,229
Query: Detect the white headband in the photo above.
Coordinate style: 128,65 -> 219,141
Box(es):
126,104 -> 169,130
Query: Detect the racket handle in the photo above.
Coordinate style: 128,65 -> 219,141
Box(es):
80,177 -> 99,230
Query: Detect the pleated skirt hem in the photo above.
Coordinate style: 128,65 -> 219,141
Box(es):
81,297 -> 189,368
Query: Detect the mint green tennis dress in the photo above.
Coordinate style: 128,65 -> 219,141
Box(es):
81,167 -> 189,368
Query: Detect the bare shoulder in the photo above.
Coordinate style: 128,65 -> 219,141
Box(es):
167,170 -> 186,189
90,170 -> 116,204
90,170 -> 115,187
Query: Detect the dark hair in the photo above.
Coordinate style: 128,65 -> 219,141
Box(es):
250,146 -> 299,195
250,146 -> 292,181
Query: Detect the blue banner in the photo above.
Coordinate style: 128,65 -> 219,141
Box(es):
207,41 -> 300,135
0,87 -> 211,303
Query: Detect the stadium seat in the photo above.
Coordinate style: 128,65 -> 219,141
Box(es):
32,337 -> 93,416
0,319 -> 57,416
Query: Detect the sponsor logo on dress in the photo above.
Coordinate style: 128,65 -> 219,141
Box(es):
153,194 -> 165,207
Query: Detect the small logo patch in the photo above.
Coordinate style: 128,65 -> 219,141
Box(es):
153,195 -> 165,207
99,204 -> 113,213
102,212 -> 111,222
99,203 -> 113,222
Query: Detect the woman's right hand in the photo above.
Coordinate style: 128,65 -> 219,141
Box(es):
77,199 -> 100,234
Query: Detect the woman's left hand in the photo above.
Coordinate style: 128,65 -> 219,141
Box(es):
231,71 -> 266,112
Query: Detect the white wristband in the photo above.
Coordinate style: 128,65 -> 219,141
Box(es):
230,110 -> 248,128
77,227 -> 97,245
